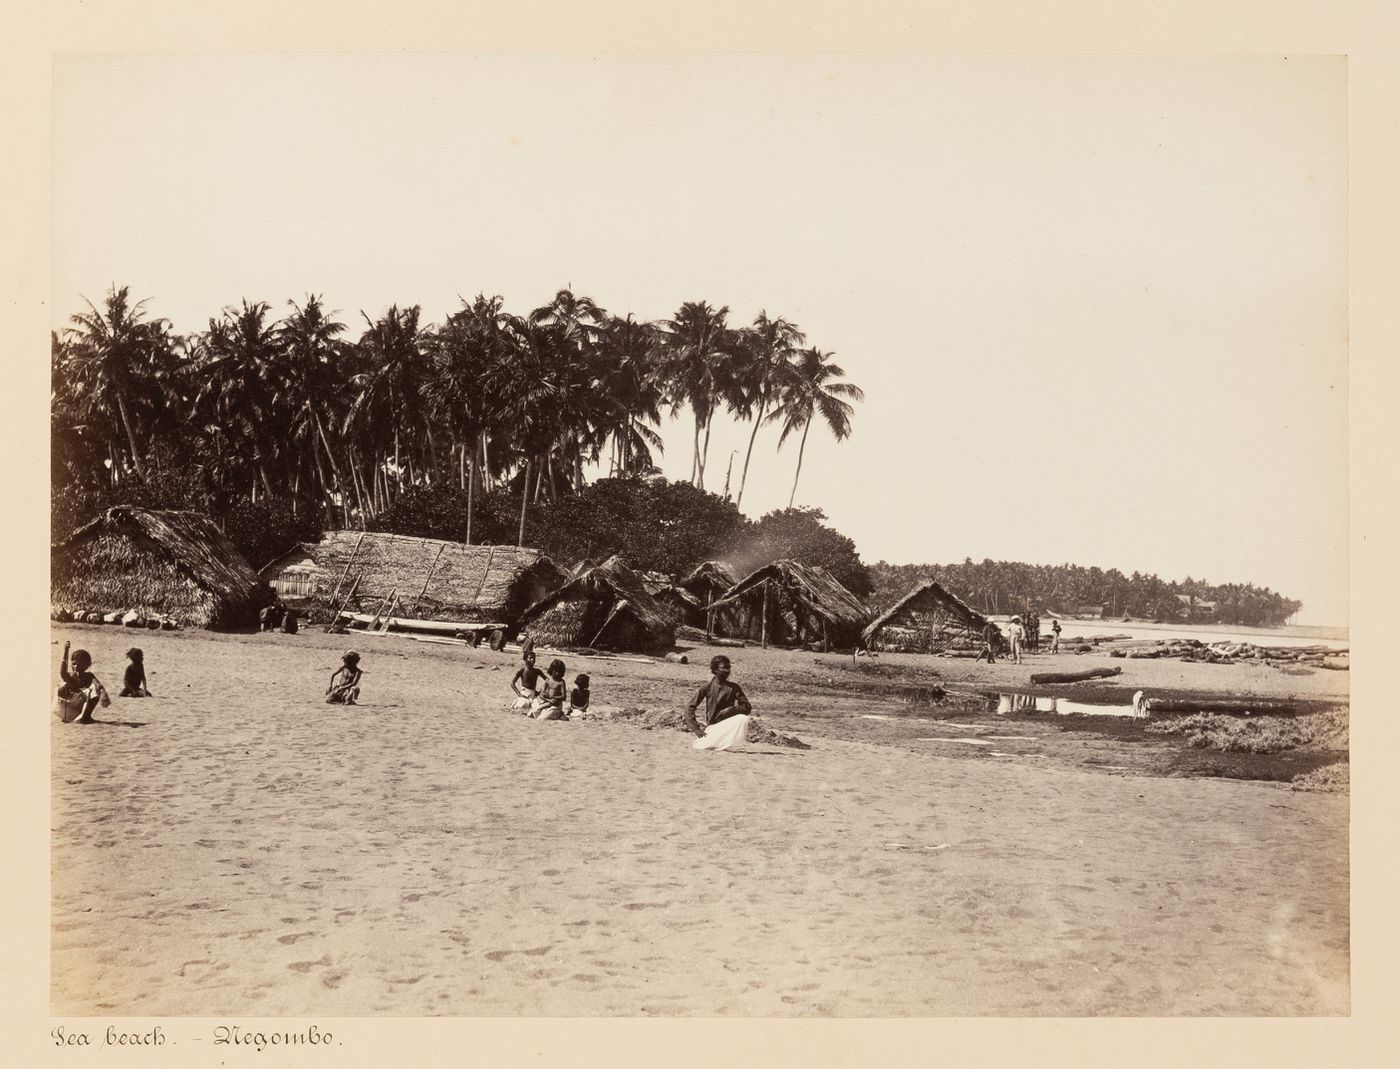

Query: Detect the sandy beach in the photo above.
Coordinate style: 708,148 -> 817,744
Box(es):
50,624 -> 1348,1016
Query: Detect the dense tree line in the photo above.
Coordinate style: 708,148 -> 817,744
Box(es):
869,560 -> 1302,627
51,285 -> 863,563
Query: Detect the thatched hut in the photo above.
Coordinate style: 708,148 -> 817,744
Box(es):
517,555 -> 675,653
709,559 -> 870,650
861,579 -> 989,654
51,506 -> 270,629
259,531 -> 568,625
677,560 -> 744,634
641,573 -> 705,628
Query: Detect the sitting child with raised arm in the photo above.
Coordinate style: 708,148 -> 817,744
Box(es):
57,641 -> 110,724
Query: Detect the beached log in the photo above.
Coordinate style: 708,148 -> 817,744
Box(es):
709,637 -> 745,648
664,653 -> 689,664
1144,697 -> 1302,716
1029,666 -> 1123,684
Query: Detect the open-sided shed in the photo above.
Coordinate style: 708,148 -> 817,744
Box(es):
260,531 -> 568,625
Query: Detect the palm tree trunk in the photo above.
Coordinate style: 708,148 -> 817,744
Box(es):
517,458 -> 531,547
114,391 -> 148,482
736,398 -> 766,508
698,417 -> 712,490
691,415 -> 702,485
788,418 -> 812,508
465,453 -> 475,545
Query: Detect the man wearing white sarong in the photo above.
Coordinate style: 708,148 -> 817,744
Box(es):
684,655 -> 752,751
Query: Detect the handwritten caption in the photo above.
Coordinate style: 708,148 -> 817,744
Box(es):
52,1022 -> 338,1052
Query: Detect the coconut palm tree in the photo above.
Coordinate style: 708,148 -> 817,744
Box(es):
275,295 -> 351,519
426,294 -> 517,541
765,347 -> 864,508
63,285 -> 176,484
346,305 -> 432,501
660,300 -> 737,489
596,313 -> 665,476
192,299 -> 287,501
730,311 -> 804,508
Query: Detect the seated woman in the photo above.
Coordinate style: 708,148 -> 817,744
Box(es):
325,651 -> 363,705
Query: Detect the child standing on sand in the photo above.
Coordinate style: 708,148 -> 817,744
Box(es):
531,659 -> 568,720
684,655 -> 752,751
326,651 -> 363,705
119,648 -> 151,697
510,650 -> 545,711
57,641 -> 110,723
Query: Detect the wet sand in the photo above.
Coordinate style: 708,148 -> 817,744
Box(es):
50,625 -> 1348,1016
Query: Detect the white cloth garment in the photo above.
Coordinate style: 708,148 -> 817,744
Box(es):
693,714 -> 751,751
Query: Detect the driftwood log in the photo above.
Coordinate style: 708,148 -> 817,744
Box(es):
1029,666 -> 1123,684
1144,697 -> 1301,716
708,637 -> 745,649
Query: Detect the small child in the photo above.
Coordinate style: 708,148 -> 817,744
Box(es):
57,641 -> 110,724
532,658 -> 568,720
568,673 -> 591,718
509,650 -> 545,712
326,651 -> 363,705
119,647 -> 151,697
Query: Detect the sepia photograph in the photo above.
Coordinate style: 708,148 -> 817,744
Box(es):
42,49 -> 1356,1026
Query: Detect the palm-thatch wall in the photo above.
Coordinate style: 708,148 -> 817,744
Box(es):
517,555 -> 676,653
710,559 -> 870,649
862,579 -> 989,653
51,506 -> 270,629
260,531 -> 568,624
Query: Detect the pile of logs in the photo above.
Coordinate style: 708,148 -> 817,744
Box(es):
1107,639 -> 1347,670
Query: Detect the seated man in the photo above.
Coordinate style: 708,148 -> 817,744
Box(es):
684,655 -> 752,752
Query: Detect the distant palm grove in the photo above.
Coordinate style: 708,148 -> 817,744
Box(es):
51,285 -> 1301,626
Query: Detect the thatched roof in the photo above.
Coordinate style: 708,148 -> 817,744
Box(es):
518,554 -> 676,652
261,531 -> 568,623
51,506 -> 268,628
679,560 -> 738,595
861,579 -> 988,648
712,559 -> 870,632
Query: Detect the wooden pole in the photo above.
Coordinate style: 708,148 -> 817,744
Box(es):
761,582 -> 769,649
323,572 -> 362,632
588,600 -> 628,648
329,531 -> 368,606
413,543 -> 448,614
469,544 -> 497,608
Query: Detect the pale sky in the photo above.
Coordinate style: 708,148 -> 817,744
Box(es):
51,53 -> 1348,624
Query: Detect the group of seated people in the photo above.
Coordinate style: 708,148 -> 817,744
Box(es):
510,648 -> 590,721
